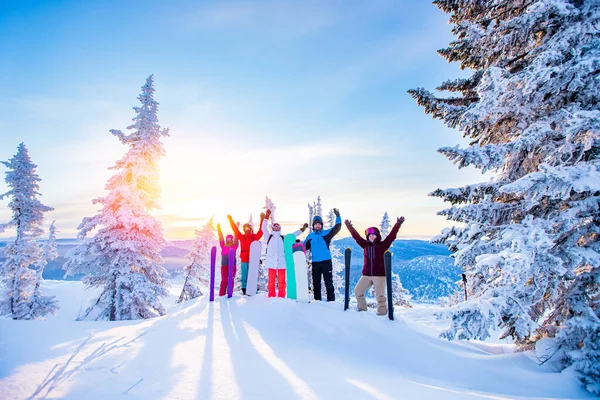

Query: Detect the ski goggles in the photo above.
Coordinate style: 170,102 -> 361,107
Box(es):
365,228 -> 378,236
272,223 -> 281,231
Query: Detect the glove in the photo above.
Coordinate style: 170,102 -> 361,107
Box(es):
227,214 -> 233,221
217,223 -> 221,230
237,221 -> 240,227
260,212 -> 265,220
397,216 -> 405,225
344,219 -> 351,226
265,209 -> 272,219
301,223 -> 309,232
333,208 -> 340,217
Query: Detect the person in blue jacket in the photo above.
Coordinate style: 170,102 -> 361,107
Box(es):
304,208 -> 342,301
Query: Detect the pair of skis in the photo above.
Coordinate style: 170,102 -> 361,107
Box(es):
343,248 -> 394,321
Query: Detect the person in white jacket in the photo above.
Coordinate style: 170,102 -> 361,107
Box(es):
262,211 -> 308,298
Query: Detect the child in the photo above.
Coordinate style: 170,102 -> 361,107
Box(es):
262,211 -> 308,298
227,211 -> 266,294
217,223 -> 239,296
344,216 -> 405,315
304,209 -> 342,301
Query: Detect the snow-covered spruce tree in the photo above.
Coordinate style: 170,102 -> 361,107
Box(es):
315,195 -> 323,218
308,203 -> 314,233
178,217 -> 216,303
29,221 -> 59,319
248,214 -> 254,230
0,143 -> 55,319
64,75 -> 170,321
409,1 -> 599,393
326,209 -> 335,230
264,196 -> 277,224
391,272 -> 411,308
380,212 -> 391,239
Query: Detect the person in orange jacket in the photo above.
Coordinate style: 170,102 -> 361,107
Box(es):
227,211 -> 266,294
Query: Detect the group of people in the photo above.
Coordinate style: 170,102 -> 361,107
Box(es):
216,208 -> 405,316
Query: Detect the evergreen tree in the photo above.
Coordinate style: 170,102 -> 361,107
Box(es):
264,196 -> 277,225
326,209 -> 335,230
409,1 -> 599,393
391,272 -> 411,308
178,217 -> 216,303
380,212 -> 391,239
248,214 -> 254,230
30,221 -> 59,319
315,195 -> 323,218
64,75 -> 170,321
0,143 -> 55,319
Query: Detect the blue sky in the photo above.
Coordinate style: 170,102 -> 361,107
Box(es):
0,1 -> 484,239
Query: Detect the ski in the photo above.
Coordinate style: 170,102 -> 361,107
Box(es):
209,246 -> 217,302
227,248 -> 235,298
284,234 -> 297,299
344,247 -> 351,311
384,250 -> 394,321
246,241 -> 262,296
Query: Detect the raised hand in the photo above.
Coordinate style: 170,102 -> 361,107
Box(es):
344,219 -> 352,226
217,223 -> 221,230
265,209 -> 272,219
333,208 -> 340,217
397,216 -> 405,225
301,222 -> 309,232
260,212 -> 265,219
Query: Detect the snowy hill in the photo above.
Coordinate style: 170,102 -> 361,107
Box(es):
0,280 -> 590,399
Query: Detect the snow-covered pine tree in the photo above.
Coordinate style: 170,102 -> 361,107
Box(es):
29,221 -> 60,319
0,143 -> 55,319
64,75 -> 170,321
380,212 -> 391,239
326,209 -> 335,230
178,217 -> 216,303
391,272 -> 411,308
315,196 -> 323,218
264,196 -> 276,224
248,214 -> 254,230
329,242 -> 345,301
409,1 -> 599,393
308,203 -> 314,232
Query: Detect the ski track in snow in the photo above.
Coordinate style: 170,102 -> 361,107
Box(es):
0,281 -> 592,400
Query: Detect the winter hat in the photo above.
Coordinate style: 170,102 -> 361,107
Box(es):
364,227 -> 381,241
312,216 -> 323,229
272,223 -> 281,231
226,234 -> 234,243
243,223 -> 252,232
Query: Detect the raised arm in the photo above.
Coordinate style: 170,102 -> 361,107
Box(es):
381,217 -> 405,251
261,218 -> 270,240
255,213 -> 265,241
227,215 -> 242,239
217,223 -> 225,247
293,223 -> 309,238
344,219 -> 368,248
323,210 -> 342,243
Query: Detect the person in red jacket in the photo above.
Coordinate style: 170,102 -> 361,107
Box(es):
344,216 -> 405,315
227,211 -> 266,294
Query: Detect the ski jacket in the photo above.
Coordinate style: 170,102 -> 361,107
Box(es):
228,215 -> 264,263
345,220 -> 401,277
218,227 -> 239,266
304,215 -> 341,262
262,219 -> 302,270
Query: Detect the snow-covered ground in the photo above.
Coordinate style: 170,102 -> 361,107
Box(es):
0,281 -> 591,399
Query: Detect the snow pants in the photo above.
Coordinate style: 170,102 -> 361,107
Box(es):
355,275 -> 387,315
241,262 -> 249,289
219,265 -> 237,296
312,259 -> 335,301
268,268 -> 286,298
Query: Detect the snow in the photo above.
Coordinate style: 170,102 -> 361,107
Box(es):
0,280 -> 591,399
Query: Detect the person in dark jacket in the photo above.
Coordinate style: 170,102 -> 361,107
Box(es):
344,216 -> 405,315
304,209 -> 342,301
217,223 -> 239,296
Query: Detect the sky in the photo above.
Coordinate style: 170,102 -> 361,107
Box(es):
0,0 -> 486,240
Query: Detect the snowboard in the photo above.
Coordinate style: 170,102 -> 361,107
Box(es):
344,247 -> 351,311
246,241 -> 262,295
292,240 -> 309,302
384,250 -> 394,321
209,246 -> 217,302
227,248 -> 235,298
284,234 -> 297,299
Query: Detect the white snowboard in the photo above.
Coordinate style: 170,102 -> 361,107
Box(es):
246,241 -> 262,296
293,248 -> 310,302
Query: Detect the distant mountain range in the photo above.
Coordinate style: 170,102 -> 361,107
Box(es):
0,238 -> 462,302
